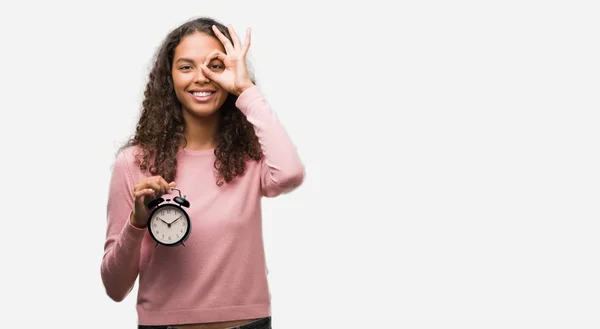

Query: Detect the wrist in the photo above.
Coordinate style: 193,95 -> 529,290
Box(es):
235,82 -> 255,96
129,212 -> 147,229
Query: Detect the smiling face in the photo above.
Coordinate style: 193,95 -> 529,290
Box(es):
172,31 -> 229,119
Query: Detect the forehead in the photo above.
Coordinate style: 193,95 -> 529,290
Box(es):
173,31 -> 225,61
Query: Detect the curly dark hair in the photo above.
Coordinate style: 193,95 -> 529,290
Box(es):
118,16 -> 263,186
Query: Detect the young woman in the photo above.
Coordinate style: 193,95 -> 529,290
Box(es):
100,16 -> 304,329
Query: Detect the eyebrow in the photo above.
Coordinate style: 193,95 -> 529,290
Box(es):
175,57 -> 195,64
175,57 -> 223,64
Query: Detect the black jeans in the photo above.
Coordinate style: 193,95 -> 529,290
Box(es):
138,316 -> 271,329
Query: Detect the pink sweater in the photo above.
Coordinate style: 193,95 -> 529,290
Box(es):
100,86 -> 305,326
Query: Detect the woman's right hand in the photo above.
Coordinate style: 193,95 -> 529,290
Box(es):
130,176 -> 176,228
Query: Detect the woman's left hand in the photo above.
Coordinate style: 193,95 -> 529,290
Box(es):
200,24 -> 255,96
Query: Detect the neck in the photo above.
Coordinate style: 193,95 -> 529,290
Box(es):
181,112 -> 219,151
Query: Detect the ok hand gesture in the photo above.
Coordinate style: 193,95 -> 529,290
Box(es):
200,25 -> 255,96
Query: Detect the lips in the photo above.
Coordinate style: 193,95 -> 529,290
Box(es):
191,91 -> 214,97
188,90 -> 216,102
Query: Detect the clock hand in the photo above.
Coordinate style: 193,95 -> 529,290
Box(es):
172,216 -> 183,223
158,217 -> 171,227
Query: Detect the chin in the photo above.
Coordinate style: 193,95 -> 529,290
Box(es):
187,105 -> 221,117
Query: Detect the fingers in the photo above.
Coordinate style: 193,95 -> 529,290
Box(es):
213,24 -> 251,56
204,49 -> 227,66
241,27 -> 251,56
201,49 -> 228,80
212,25 -> 234,54
138,177 -> 167,195
199,64 -> 215,81
228,24 -> 241,49
133,187 -> 155,200
134,176 -> 175,200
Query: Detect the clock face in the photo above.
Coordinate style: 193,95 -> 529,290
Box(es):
148,204 -> 190,245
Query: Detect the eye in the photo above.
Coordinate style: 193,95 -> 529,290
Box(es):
179,65 -> 192,70
208,62 -> 225,71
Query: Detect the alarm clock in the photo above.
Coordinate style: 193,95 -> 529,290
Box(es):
146,188 -> 191,247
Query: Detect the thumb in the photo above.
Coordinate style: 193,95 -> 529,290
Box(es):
200,64 -> 218,81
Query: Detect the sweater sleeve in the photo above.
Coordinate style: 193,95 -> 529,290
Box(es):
235,86 -> 305,197
100,150 -> 146,302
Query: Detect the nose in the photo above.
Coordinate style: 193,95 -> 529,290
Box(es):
193,69 -> 210,84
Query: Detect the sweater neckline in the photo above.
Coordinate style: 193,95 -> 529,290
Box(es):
179,147 -> 215,156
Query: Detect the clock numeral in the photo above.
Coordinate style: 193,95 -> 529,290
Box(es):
180,229 -> 184,233
176,234 -> 179,238
152,223 -> 157,228
162,235 -> 164,239
168,236 -> 172,240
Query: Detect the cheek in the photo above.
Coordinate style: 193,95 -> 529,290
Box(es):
172,73 -> 190,91
216,91 -> 229,105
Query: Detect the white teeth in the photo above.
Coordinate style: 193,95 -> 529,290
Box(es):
192,91 -> 213,97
